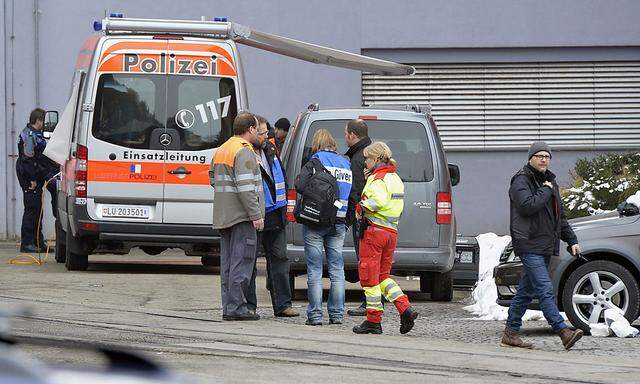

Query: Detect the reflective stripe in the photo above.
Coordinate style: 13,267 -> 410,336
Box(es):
275,182 -> 286,190
367,215 -> 398,230
275,193 -> 286,202
215,174 -> 234,182
336,211 -> 346,218
236,173 -> 256,181
238,184 -> 260,192
391,193 -> 404,200
380,278 -> 405,302
214,186 -> 237,193
364,286 -> 384,311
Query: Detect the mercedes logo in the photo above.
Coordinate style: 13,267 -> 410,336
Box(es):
159,133 -> 173,146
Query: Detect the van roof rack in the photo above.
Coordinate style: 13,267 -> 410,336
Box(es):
365,104 -> 431,114
97,17 -> 415,76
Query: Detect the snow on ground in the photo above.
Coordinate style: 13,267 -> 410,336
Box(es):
463,233 -> 545,321
627,191 -> 640,207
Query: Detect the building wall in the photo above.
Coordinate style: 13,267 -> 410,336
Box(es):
2,0 -> 639,239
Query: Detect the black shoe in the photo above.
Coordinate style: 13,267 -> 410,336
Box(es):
347,303 -> 367,317
222,312 -> 260,321
400,307 -> 419,334
352,320 -> 382,334
19,244 -> 39,253
305,319 -> 322,326
329,318 -> 342,325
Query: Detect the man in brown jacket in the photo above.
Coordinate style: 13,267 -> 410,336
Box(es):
210,112 -> 265,321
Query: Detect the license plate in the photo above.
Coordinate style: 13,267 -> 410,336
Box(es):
101,205 -> 150,219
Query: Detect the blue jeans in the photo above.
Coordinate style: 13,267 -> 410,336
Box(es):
303,223 -> 346,322
506,253 -> 567,333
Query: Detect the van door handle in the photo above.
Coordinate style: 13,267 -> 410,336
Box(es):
168,167 -> 192,175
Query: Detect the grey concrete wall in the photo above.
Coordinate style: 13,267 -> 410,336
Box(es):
2,0 -> 639,239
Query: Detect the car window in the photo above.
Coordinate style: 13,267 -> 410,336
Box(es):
167,76 -> 236,151
303,119 -> 434,182
92,74 -> 164,149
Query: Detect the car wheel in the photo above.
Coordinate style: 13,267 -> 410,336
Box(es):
561,260 -> 640,333
430,271 -> 453,302
419,272 -> 431,293
54,218 -> 66,263
141,246 -> 167,256
65,228 -> 88,271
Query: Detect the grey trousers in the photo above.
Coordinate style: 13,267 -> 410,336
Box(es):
220,221 -> 258,316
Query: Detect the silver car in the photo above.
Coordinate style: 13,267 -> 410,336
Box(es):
281,104 -> 459,301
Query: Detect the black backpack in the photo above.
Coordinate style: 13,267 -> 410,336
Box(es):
294,158 -> 339,227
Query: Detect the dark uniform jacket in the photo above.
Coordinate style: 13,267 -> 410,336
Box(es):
260,140 -> 287,231
344,136 -> 372,227
16,124 -> 47,189
509,164 -> 578,256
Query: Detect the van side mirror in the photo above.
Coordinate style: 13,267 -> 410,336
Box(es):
44,110 -> 59,133
448,163 -> 460,187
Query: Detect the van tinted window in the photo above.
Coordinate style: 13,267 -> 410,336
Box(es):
167,76 -> 236,151
92,74 -> 164,149
303,119 -> 433,182
92,74 -> 236,150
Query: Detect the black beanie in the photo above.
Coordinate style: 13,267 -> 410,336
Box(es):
528,141 -> 552,160
274,117 -> 291,131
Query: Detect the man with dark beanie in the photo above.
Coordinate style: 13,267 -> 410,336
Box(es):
502,141 -> 583,350
272,117 -> 290,154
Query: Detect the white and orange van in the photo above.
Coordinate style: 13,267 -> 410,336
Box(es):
49,15 -> 413,270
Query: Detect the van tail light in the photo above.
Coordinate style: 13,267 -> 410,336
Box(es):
286,189 -> 297,222
436,192 -> 452,224
75,144 -> 88,198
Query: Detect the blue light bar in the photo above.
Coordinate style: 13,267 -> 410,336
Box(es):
214,17 -> 228,22
93,21 -> 102,31
110,12 -> 124,18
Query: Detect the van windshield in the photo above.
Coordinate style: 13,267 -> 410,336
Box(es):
92,74 -> 236,150
303,119 -> 434,182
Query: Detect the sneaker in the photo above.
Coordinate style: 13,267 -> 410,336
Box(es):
329,318 -> 342,325
305,319 -> 322,326
500,327 -> 533,349
399,307 -> 419,334
275,307 -> 300,317
347,302 -> 367,317
352,320 -> 382,334
559,328 -> 583,350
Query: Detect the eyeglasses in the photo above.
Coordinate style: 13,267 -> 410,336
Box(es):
532,154 -> 551,160
257,131 -> 269,136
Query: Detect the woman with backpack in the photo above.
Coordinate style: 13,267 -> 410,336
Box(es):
352,142 -> 419,335
294,129 -> 352,326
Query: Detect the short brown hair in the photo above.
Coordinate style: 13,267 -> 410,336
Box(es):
29,108 -> 46,125
233,112 -> 257,135
346,119 -> 368,139
311,129 -> 337,153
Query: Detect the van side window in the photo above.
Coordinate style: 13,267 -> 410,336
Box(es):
303,119 -> 434,182
92,74 -> 164,149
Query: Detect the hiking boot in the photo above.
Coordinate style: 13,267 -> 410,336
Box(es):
500,327 -> 533,349
558,328 -> 583,350
347,302 -> 367,317
400,307 -> 419,334
275,307 -> 300,317
222,312 -> 260,321
305,319 -> 322,326
352,320 -> 382,334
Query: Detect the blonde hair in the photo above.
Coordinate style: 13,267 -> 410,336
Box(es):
311,129 -> 338,153
363,141 -> 397,166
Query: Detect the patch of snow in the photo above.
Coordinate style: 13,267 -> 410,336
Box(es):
627,191 -> 640,208
590,323 -> 612,337
463,233 -> 548,322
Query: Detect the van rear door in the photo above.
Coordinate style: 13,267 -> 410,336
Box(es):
87,38 -> 170,223
296,116 -> 439,249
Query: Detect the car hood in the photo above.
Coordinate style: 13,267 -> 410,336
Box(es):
569,211 -> 640,232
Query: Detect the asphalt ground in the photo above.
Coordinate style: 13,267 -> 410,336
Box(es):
2,245 -> 639,383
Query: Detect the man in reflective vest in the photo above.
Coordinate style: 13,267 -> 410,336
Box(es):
245,115 -> 299,317
353,142 -> 419,335
211,112 -> 265,321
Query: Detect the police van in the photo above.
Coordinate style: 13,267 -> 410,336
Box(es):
47,15 -> 413,271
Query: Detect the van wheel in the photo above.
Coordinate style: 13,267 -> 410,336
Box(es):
561,260 -> 640,333
419,272 -> 431,293
201,256 -> 219,267
141,246 -> 166,256
430,271 -> 453,302
54,218 -> 66,263
65,229 -> 88,271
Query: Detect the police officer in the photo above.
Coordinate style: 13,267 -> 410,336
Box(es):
16,108 -> 48,253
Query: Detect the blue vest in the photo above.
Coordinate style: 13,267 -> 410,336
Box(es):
312,151 -> 352,218
263,155 -> 287,214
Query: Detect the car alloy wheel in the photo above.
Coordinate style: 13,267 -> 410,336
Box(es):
572,270 -> 629,324
562,260 -> 640,333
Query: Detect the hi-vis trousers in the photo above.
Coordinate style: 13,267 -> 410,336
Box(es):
358,225 -> 410,323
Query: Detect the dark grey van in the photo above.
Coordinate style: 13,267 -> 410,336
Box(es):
280,104 -> 459,301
